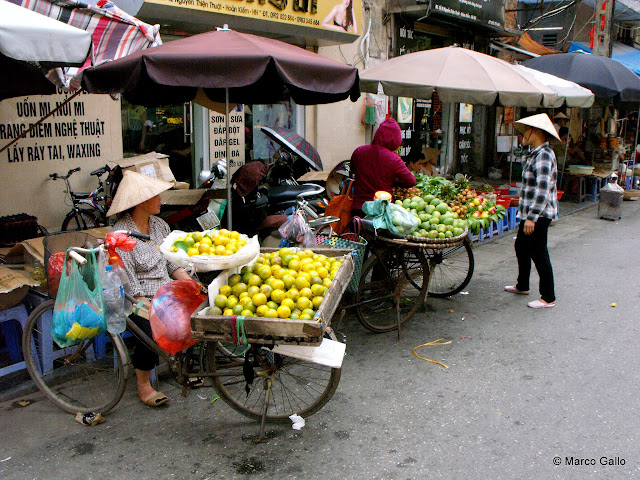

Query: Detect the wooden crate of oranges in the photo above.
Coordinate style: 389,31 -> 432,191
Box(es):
191,247 -> 354,346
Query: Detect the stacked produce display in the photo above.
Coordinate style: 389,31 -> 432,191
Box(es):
207,248 -> 342,320
392,174 -> 507,237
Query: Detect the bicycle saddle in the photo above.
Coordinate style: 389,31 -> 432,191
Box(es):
90,166 -> 108,176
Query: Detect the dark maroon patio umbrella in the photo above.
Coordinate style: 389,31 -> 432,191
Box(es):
81,27 -> 360,227
81,28 -> 361,106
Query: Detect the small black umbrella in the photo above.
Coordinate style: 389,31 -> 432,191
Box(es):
257,126 -> 322,171
523,53 -> 640,104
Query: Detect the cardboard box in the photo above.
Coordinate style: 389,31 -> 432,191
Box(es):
0,266 -> 38,310
298,171 -> 331,182
161,189 -> 207,206
112,152 -> 176,183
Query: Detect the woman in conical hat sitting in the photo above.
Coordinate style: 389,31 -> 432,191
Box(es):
108,170 -> 192,407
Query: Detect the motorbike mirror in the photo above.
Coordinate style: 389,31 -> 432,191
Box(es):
198,170 -> 212,185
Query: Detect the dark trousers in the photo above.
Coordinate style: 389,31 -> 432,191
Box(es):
129,313 -> 158,371
515,217 -> 555,303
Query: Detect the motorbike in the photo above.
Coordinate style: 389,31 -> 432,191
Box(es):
159,148 -> 328,240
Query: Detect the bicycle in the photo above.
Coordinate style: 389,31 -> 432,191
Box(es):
50,165 -> 117,231
22,231 -> 342,438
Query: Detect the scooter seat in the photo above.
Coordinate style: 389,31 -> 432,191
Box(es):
267,184 -> 324,203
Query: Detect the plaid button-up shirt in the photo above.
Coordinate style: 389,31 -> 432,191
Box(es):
113,214 -> 179,298
519,142 -> 558,222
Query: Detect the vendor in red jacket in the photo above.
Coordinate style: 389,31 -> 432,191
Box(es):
350,118 -> 417,217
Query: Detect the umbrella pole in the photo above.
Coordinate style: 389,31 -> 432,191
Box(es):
632,109 -> 640,189
225,88 -> 232,230
508,120 -> 514,186
559,113 -> 572,189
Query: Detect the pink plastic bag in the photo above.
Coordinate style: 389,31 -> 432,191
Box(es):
149,280 -> 207,355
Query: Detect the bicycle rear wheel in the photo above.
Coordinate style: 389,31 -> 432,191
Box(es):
427,239 -> 474,298
23,300 -> 129,414
355,249 -> 429,332
204,331 -> 341,423
61,208 -> 99,232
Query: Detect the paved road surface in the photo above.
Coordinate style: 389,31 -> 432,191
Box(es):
1,202 -> 639,479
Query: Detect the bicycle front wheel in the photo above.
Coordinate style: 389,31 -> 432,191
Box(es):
427,239 -> 474,298
204,331 -> 341,423
23,300 -> 129,414
61,208 -> 100,232
356,249 -> 429,332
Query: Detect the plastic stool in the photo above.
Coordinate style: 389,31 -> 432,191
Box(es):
585,176 -> 602,202
93,330 -> 158,382
0,304 -> 31,377
507,206 -> 520,230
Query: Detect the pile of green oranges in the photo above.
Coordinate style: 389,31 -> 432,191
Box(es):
208,248 -> 343,320
170,229 -> 247,257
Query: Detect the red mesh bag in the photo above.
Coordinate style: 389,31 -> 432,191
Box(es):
149,279 -> 206,355
104,232 -> 137,267
46,252 -> 67,298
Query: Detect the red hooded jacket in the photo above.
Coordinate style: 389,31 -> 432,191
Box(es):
350,118 -> 416,210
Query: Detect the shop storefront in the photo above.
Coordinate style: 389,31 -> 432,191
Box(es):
120,0 -> 363,185
386,0 -> 515,177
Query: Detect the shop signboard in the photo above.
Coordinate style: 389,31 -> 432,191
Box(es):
145,0 -> 362,37
433,0 -> 506,29
458,103 -> 474,170
209,105 -> 245,175
0,92 -> 122,231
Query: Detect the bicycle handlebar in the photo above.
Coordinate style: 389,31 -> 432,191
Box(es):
50,167 -> 81,180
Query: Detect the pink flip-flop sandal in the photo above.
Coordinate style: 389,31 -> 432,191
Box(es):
527,299 -> 555,309
504,285 -> 530,295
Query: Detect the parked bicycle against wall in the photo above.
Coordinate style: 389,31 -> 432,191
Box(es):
50,165 -> 120,231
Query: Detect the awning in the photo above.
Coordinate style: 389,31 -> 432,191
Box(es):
10,0 -> 161,90
569,41 -> 640,77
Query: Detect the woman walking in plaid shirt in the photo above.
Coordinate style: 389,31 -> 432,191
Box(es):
505,114 -> 560,309
108,170 -> 193,406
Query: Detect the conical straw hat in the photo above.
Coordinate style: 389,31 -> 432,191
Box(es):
553,112 -> 569,120
107,170 -> 173,216
514,113 -> 560,141
423,147 -> 442,161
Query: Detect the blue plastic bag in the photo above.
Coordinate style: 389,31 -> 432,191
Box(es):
52,249 -> 106,348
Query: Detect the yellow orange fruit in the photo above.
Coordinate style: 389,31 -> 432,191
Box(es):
231,282 -> 247,297
187,247 -> 199,257
286,288 -> 300,302
252,293 -> 268,307
259,284 -> 273,298
214,295 -> 228,308
265,308 -> 278,318
281,298 -> 295,310
271,289 -> 286,304
311,284 -> 325,297
312,296 -> 324,309
247,286 -> 260,297
296,297 -> 312,310
277,306 -> 291,319
219,285 -> 232,297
